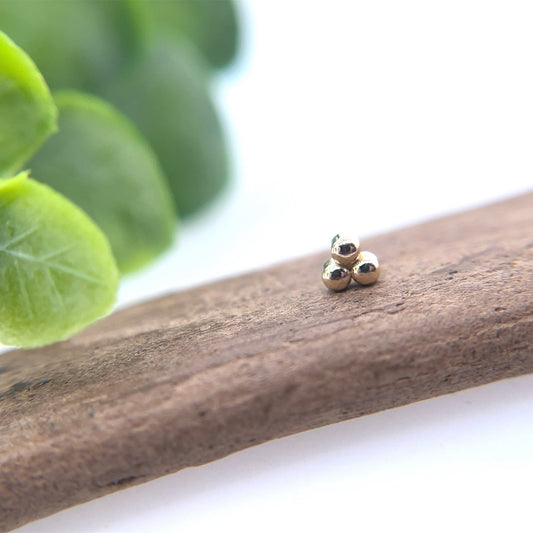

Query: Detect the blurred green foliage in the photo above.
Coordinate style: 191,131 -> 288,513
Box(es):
29,91 -> 176,274
0,0 -> 238,218
0,0 -> 138,93
0,30 -> 57,176
105,38 -> 228,216
129,0 -> 239,69
0,0 -> 239,345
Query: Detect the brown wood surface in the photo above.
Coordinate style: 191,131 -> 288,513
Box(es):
1,193 -> 532,531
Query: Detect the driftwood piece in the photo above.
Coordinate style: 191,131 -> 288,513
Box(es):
1,193 -> 532,531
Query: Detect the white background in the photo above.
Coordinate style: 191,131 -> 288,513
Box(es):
15,1 -> 533,532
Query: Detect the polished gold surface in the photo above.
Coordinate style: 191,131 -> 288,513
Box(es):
322,258 -> 352,291
352,251 -> 380,285
331,234 -> 361,268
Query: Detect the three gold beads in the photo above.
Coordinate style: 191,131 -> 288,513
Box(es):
322,234 -> 380,291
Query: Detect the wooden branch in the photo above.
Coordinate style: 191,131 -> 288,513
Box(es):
1,193 -> 532,532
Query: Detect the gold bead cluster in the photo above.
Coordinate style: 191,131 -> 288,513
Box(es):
322,234 -> 380,291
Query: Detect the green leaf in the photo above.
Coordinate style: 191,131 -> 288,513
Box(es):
105,38 -> 229,217
29,91 -> 177,274
0,0 -> 137,92
0,30 -> 57,176
129,0 -> 239,70
0,172 -> 118,347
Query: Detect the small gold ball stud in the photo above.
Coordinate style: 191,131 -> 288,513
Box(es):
322,258 -> 352,291
330,234 -> 361,268
352,251 -> 380,285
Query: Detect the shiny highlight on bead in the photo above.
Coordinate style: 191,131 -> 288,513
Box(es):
322,259 -> 352,291
331,234 -> 360,268
352,251 -> 380,285
323,234 -> 381,291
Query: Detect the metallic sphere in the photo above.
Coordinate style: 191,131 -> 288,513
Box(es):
331,234 -> 361,268
322,258 -> 352,291
352,251 -> 380,285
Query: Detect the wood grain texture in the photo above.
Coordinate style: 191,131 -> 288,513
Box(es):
1,193 -> 532,531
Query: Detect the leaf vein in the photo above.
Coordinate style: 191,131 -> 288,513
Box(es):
13,257 -> 34,319
43,265 -> 66,310
0,226 -> 39,250
39,245 -> 75,262
0,248 -> 104,285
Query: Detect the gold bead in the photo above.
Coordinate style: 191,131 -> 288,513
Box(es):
352,251 -> 380,285
330,234 -> 361,268
322,258 -> 352,291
